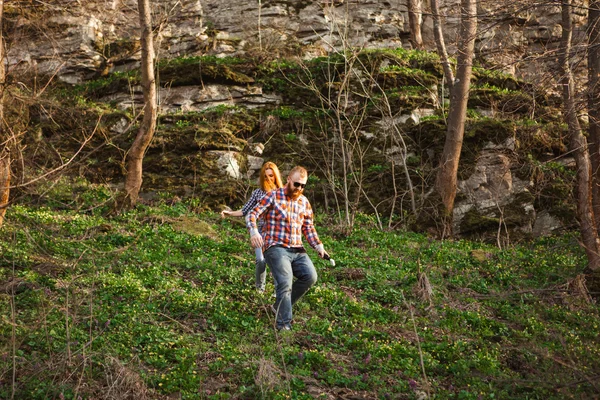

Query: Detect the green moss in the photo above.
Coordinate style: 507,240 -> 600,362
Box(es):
515,122 -> 567,159
460,208 -> 501,234
457,118 -> 517,179
160,63 -> 254,87
378,66 -> 438,88
533,163 -> 576,224
407,50 -> 445,77
193,126 -> 247,151
472,67 -> 521,91
469,86 -> 536,115
502,192 -> 536,228
382,86 -> 437,110
79,56 -> 254,99
170,217 -> 218,240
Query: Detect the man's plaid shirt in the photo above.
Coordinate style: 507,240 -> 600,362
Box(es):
246,188 -> 322,251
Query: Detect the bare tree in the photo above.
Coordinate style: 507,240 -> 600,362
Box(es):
0,0 -> 8,228
120,0 -> 158,209
560,0 -> 600,270
430,0 -> 455,90
434,0 -> 477,235
588,0 -> 600,234
408,0 -> 424,49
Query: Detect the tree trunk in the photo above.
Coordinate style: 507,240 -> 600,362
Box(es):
0,0 -> 8,228
561,0 -> 600,271
588,0 -> 600,234
0,154 -> 9,228
120,0 -> 157,209
408,0 -> 424,49
434,0 -> 477,233
430,0 -> 455,90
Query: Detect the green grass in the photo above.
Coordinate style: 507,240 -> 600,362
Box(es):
0,194 -> 598,399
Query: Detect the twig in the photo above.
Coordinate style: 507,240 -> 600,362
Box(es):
401,290 -> 430,399
10,115 -> 102,189
10,258 -> 16,400
156,312 -> 195,333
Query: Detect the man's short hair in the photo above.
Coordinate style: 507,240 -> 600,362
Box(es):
289,166 -> 308,178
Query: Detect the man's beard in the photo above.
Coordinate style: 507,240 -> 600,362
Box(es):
285,184 -> 302,200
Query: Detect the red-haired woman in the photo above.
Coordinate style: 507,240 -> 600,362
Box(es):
221,161 -> 283,292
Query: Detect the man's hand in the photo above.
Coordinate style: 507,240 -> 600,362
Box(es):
250,233 -> 264,249
319,250 -> 335,266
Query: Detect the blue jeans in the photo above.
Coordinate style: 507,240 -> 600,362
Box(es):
264,246 -> 318,329
255,247 -> 269,290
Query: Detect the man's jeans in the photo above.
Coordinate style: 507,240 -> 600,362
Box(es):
264,246 -> 318,329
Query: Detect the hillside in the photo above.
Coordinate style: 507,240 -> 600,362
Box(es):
2,1 -> 600,399
0,190 -> 598,399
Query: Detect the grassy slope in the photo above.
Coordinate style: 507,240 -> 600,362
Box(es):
0,192 -> 599,399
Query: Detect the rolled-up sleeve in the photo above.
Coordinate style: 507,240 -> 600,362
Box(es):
301,200 -> 321,249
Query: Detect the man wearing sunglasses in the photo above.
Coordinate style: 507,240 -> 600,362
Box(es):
246,166 -> 330,331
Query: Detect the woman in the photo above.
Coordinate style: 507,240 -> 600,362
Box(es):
221,161 -> 283,292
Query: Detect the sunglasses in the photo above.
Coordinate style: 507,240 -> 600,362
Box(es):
293,182 -> 306,189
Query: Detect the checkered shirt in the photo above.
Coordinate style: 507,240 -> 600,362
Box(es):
246,188 -> 322,251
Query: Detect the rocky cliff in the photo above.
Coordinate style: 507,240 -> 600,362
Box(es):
8,1 -> 580,80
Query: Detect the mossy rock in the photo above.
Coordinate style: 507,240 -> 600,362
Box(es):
141,153 -> 240,208
457,118 -> 517,179
407,51 -> 444,77
469,88 -> 535,115
464,118 -> 516,143
460,208 -> 501,235
534,172 -> 576,225
377,68 -> 438,89
194,126 -> 247,151
502,192 -> 536,227
382,87 -> 438,111
160,63 -> 254,87
472,68 -> 521,91
515,123 -> 567,160
81,59 -> 255,99
80,72 -> 140,98
170,216 -> 219,240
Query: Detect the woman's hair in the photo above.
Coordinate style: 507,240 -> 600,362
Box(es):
259,161 -> 283,191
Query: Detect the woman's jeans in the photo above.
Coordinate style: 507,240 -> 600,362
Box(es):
264,246 -> 318,329
255,247 -> 267,290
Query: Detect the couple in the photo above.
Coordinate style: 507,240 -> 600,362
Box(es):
222,163 -> 330,331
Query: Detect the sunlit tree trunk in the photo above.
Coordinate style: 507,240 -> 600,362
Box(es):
0,0 -> 9,228
434,0 -> 477,235
408,0 -> 424,49
430,0 -> 454,90
588,0 -> 600,235
561,0 -> 600,271
120,0 -> 157,209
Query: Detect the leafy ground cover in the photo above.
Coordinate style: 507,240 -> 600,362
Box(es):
0,193 -> 598,399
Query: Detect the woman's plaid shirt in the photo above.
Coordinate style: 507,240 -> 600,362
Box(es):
240,189 -> 267,216
246,188 -> 322,251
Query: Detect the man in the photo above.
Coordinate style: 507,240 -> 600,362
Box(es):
246,166 -> 330,331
